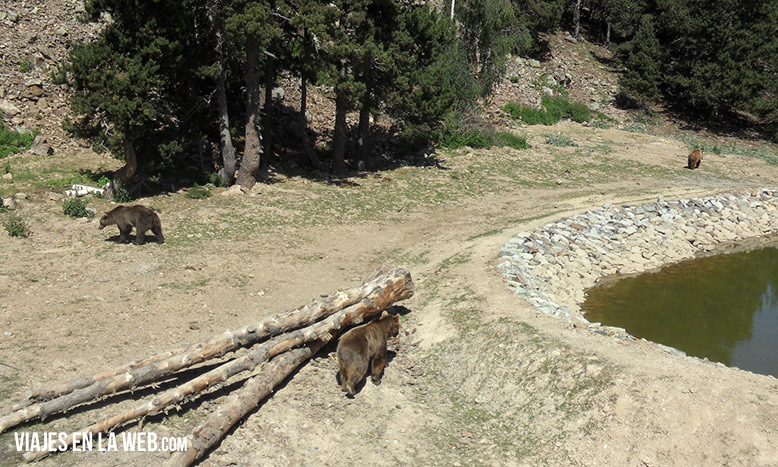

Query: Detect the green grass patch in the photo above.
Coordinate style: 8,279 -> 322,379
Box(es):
502,102 -> 557,125
438,127 -> 529,151
502,95 -> 594,126
0,121 -> 36,158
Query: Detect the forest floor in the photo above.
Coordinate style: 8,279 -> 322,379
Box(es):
2,120 -> 778,466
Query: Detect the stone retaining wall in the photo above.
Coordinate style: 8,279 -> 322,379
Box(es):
498,189 -> 778,328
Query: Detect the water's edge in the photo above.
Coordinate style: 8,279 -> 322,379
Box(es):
498,189 -> 778,353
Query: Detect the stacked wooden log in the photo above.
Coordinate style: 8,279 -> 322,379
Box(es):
0,266 -> 414,465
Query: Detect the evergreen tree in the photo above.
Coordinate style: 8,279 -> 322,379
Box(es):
618,15 -> 662,104
66,0 -> 199,187
225,0 -> 283,188
617,0 -> 778,132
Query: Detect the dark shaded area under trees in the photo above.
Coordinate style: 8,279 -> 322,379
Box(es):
62,0 -> 778,194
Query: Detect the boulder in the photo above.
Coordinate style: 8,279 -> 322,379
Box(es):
30,135 -> 54,156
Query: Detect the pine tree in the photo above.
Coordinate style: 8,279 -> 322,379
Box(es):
618,14 -> 662,104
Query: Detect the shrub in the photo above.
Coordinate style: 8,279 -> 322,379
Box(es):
63,197 -> 94,218
18,57 -> 31,73
4,214 -> 29,237
186,183 -> 211,199
591,120 -> 613,130
438,127 -> 493,149
541,95 -> 592,123
543,133 -> 577,147
207,172 -> 223,187
113,186 -> 131,202
0,121 -> 36,158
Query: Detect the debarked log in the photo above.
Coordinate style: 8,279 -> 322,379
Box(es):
0,266 -> 413,435
164,342 -> 326,466
20,279 -> 414,462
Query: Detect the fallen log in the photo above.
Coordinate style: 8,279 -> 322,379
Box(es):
0,266 -> 412,435
164,342 -> 326,466
20,276 -> 414,462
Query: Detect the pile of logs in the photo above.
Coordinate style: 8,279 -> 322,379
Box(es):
0,266 -> 414,465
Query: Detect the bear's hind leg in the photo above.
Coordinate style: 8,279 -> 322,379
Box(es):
151,224 -> 165,244
370,348 -> 387,385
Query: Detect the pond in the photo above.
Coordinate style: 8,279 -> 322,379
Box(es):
582,246 -> 778,378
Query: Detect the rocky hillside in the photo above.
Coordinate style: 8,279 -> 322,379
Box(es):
1,1 -> 636,161
0,0 -> 99,149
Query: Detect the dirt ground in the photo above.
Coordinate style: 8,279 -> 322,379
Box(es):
2,123 -> 778,466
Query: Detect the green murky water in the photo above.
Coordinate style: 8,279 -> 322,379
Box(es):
582,247 -> 778,377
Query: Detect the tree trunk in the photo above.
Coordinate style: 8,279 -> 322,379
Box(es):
574,0 -> 582,39
25,351 -> 180,403
165,343 -> 325,467
112,138 -> 138,187
450,0 -> 455,20
356,95 -> 371,169
332,86 -> 348,176
236,34 -> 263,189
300,74 -> 323,171
261,45 -> 275,172
1,267 -> 413,433
606,22 -> 611,44
208,0 -> 236,186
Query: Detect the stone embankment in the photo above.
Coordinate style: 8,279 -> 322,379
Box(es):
498,190 -> 778,334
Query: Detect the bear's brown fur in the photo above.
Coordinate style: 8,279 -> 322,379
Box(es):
99,205 -> 165,245
687,149 -> 703,169
336,311 -> 400,397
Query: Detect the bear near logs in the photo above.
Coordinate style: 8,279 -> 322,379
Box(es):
99,205 -> 165,245
687,149 -> 703,169
336,310 -> 400,397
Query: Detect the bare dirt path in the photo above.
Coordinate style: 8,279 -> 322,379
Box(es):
2,124 -> 778,466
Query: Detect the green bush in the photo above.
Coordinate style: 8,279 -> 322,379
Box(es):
4,214 -> 29,237
438,127 -> 493,149
543,133 -> 577,147
113,185 -> 131,202
207,172 -> 223,187
541,95 -> 592,123
63,197 -> 94,218
0,121 -> 36,158
186,183 -> 211,199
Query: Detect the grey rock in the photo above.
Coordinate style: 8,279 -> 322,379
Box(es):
0,100 -> 21,116
30,135 -> 53,156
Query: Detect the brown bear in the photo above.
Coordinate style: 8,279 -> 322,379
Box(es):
336,310 -> 400,397
99,205 -> 165,245
687,149 -> 703,169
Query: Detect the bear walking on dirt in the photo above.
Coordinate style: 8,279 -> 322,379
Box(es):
99,205 -> 165,245
336,311 -> 400,397
687,149 -> 703,169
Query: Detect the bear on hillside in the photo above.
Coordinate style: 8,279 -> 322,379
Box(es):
99,205 -> 165,245
687,149 -> 703,169
336,311 -> 400,397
